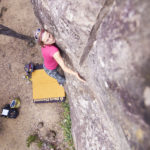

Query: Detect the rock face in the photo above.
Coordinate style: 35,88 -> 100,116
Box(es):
31,0 -> 150,149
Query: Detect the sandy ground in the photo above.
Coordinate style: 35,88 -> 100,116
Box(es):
0,0 -> 65,150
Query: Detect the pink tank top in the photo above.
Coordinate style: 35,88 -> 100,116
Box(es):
41,45 -> 58,70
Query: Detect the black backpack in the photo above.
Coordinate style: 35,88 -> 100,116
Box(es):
1,104 -> 19,119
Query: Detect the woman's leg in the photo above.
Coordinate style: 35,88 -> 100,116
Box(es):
43,65 -> 65,85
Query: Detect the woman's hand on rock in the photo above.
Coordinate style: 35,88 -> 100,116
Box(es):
75,72 -> 86,82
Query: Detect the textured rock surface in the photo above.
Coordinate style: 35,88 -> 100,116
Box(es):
31,0 -> 150,149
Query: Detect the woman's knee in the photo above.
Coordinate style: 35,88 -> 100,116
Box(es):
57,75 -> 65,85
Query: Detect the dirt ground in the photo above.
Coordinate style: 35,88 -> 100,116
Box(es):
0,0 -> 66,150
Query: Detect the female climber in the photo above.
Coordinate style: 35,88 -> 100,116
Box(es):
34,28 -> 85,85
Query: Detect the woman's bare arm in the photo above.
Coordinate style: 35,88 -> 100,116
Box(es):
53,51 -> 85,82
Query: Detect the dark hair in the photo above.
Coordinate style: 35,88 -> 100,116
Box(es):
38,29 -> 45,47
38,39 -> 45,47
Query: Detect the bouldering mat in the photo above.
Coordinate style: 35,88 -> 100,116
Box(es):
31,69 -> 65,103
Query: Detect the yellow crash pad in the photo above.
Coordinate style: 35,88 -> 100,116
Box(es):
31,69 -> 65,103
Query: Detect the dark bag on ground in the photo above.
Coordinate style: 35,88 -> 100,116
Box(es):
1,104 -> 19,119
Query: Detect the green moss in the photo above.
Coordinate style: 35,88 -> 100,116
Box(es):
61,101 -> 75,150
37,140 -> 43,148
26,134 -> 38,147
26,134 -> 43,149
49,144 -> 55,149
